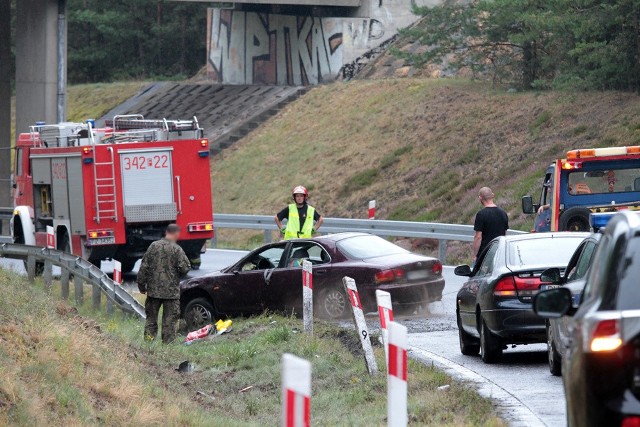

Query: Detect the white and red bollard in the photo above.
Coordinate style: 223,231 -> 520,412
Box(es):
343,276 -> 378,375
113,260 -> 122,285
302,260 -> 313,335
368,200 -> 376,220
281,353 -> 311,427
46,225 -> 55,249
387,321 -> 408,427
376,290 -> 394,366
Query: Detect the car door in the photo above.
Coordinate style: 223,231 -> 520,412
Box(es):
215,243 -> 287,315
266,241 -> 332,313
557,240 -> 597,351
458,241 -> 500,331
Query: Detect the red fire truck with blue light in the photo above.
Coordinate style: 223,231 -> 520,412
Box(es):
523,145 -> 640,232
11,115 -> 214,272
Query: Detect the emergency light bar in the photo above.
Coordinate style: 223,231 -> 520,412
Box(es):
567,146 -> 640,160
590,211 -> 640,232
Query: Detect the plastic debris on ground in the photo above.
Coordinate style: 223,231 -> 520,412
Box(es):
184,319 -> 233,344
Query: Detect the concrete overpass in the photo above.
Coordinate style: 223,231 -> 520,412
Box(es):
0,0 -> 436,209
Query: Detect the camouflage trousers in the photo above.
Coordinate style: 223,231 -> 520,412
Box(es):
144,297 -> 180,344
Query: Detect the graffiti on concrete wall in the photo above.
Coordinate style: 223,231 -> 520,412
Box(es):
207,9 -> 343,85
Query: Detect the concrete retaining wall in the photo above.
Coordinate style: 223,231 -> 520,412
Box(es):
206,0 -> 439,85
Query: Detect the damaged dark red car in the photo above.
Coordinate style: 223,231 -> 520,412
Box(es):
180,233 -> 445,329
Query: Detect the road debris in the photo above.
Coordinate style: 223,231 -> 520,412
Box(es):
184,319 -> 233,344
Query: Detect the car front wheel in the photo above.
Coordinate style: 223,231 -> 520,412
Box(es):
316,287 -> 348,319
479,316 -> 502,363
547,322 -> 562,376
184,297 -> 216,331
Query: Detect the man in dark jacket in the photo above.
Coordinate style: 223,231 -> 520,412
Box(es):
473,187 -> 509,262
137,224 -> 191,343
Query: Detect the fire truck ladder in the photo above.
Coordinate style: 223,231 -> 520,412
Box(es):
93,147 -> 118,223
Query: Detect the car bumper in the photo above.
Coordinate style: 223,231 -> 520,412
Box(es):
361,277 -> 446,311
482,304 -> 546,343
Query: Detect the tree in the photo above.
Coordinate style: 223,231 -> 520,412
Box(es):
396,0 -> 640,91
67,0 -> 208,83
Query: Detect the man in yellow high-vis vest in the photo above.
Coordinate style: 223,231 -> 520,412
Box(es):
274,185 -> 324,240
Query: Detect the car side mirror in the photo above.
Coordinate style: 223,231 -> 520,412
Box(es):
540,267 -> 562,284
522,195 -> 535,214
454,265 -> 472,277
533,288 -> 573,318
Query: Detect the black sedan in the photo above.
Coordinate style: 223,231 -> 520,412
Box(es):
540,233 -> 600,375
455,232 -> 589,363
180,233 -> 445,329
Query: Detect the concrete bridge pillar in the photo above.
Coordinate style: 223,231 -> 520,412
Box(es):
15,0 -> 65,138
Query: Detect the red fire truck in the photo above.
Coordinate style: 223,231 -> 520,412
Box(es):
11,115 -> 214,272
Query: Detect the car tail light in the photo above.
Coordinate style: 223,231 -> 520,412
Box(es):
513,276 -> 542,296
494,277 -> 517,296
622,417 -> 640,427
375,269 -> 405,283
590,319 -> 622,352
188,222 -> 213,232
432,261 -> 443,275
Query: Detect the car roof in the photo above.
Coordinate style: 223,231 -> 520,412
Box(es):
501,232 -> 592,243
307,232 -> 372,242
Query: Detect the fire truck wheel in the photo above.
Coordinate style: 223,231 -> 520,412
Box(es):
559,207 -> 591,232
184,297 -> 216,331
59,234 -> 70,254
120,259 -> 137,274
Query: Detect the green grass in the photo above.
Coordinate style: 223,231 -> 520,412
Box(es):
0,268 -> 504,426
212,78 -> 640,257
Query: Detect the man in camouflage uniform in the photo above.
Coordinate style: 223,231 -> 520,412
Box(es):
137,224 -> 191,343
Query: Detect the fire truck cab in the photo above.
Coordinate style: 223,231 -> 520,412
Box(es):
11,115 -> 214,272
522,146 -> 640,232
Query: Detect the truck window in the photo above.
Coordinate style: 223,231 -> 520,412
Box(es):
540,173 -> 551,206
15,148 -> 22,176
568,167 -> 640,195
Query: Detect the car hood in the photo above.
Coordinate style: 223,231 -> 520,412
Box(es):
181,270 -> 226,289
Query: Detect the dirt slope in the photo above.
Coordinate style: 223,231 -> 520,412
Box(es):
212,79 -> 640,243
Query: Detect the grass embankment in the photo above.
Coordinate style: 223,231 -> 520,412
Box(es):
212,79 -> 640,255
0,268 -> 503,426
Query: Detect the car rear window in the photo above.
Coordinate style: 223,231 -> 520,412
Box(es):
508,236 -> 586,269
616,236 -> 640,310
337,235 -> 408,259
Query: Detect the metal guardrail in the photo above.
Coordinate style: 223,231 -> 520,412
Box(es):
0,243 -> 145,319
213,214 -> 526,263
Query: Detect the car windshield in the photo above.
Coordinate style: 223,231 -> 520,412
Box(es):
568,167 -> 640,195
617,236 -> 640,310
508,236 -> 586,269
337,235 -> 408,259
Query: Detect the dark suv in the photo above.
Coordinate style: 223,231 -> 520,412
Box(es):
534,211 -> 640,427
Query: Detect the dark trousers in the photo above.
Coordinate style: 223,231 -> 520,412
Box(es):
144,297 -> 180,344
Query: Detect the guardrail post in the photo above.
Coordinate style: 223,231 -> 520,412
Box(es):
74,275 -> 84,306
438,240 -> 448,265
264,229 -> 272,244
60,268 -> 70,300
92,283 -> 101,311
26,255 -> 36,283
43,259 -> 53,291
211,234 -> 217,248
106,282 -> 115,316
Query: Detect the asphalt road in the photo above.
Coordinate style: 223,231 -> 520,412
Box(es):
0,248 -> 565,425
404,267 -> 566,426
